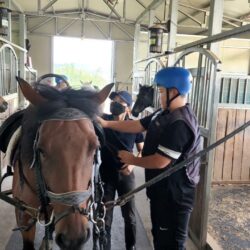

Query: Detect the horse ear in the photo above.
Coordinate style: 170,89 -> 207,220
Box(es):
16,76 -> 47,105
139,84 -> 142,89
96,83 -> 114,104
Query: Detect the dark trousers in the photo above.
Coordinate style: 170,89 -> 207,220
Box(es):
149,172 -> 195,250
103,173 -> 136,250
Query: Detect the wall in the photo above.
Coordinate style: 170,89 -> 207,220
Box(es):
29,35 -> 52,76
113,41 -> 134,84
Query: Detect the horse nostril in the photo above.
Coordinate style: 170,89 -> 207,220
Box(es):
83,227 -> 91,243
56,231 -> 89,249
56,233 -> 71,249
3,101 -> 8,107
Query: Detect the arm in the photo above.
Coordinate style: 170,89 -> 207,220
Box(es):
136,142 -> 143,156
97,116 -> 145,133
118,150 -> 171,169
119,142 -> 144,175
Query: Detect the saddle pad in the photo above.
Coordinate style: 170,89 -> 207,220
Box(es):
0,110 -> 24,153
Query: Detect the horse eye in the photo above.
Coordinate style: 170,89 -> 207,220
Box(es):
88,143 -> 97,153
38,148 -> 46,157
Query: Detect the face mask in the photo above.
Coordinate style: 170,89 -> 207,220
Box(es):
110,102 -> 126,116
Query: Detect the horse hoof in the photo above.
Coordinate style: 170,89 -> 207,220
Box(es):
39,239 -> 53,250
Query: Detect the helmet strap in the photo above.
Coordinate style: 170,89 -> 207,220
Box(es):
166,89 -> 180,109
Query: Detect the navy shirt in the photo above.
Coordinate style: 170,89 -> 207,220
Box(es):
100,114 -> 144,181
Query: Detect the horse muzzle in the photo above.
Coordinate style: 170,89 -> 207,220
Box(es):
56,227 -> 90,250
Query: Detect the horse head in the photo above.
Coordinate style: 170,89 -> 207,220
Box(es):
131,85 -> 154,117
0,96 -> 8,113
14,77 -> 113,250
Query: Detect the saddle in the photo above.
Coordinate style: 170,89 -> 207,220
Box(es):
0,110 -> 24,153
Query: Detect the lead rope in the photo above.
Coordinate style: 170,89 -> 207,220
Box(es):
105,120 -> 250,209
91,149 -> 107,250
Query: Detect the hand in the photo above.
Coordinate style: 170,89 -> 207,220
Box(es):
118,150 -> 135,165
96,116 -> 107,128
119,164 -> 135,176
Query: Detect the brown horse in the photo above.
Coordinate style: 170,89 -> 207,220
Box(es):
12,78 -> 113,250
0,95 -> 8,112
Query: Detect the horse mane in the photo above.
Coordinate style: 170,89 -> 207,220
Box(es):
20,84 -> 100,166
35,84 -> 100,119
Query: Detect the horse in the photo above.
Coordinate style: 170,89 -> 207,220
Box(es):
0,96 -> 8,113
131,85 -> 154,117
11,77 -> 113,250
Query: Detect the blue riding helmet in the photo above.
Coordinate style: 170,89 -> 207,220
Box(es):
154,67 -> 192,95
109,91 -> 133,107
55,75 -> 68,85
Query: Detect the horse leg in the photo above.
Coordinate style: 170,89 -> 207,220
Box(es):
15,209 -> 36,250
21,226 -> 36,250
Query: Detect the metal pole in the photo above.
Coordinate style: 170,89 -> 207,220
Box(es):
18,13 -> 26,108
198,0 -> 224,248
167,0 -> 178,66
6,0 -> 12,41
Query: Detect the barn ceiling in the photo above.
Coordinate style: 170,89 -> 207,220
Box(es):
10,0 -> 250,38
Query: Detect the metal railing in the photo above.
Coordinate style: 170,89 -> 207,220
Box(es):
219,74 -> 250,104
0,43 -> 18,96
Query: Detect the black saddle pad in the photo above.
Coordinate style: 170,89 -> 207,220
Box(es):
0,110 -> 24,153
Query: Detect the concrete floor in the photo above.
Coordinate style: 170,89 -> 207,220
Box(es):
0,167 -> 197,250
0,174 -> 16,250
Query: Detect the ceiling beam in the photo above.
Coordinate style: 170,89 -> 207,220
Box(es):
102,0 -> 121,19
42,0 -> 58,12
239,11 -> 250,21
11,0 -> 24,13
29,17 -> 54,32
135,0 -> 161,22
123,0 -> 126,19
136,0 -> 165,24
223,18 -> 239,28
24,8 -> 136,25
113,22 -> 134,39
178,9 -> 203,26
58,19 -> 78,35
178,3 -> 210,25
90,21 -> 109,39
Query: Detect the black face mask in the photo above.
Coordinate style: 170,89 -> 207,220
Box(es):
110,102 -> 126,116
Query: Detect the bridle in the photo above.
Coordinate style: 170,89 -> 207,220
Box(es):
29,107 -> 104,228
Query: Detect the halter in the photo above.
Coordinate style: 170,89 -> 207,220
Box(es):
30,108 -> 102,227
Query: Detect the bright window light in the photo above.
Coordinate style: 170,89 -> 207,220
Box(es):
53,36 -> 113,89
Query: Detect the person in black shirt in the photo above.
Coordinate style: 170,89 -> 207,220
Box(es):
100,90 -> 144,250
98,67 -> 201,250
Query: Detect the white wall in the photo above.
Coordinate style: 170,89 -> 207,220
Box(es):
113,41 -> 134,84
29,35 -> 52,76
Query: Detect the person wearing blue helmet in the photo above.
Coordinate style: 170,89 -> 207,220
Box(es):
98,67 -> 201,250
55,75 -> 68,90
